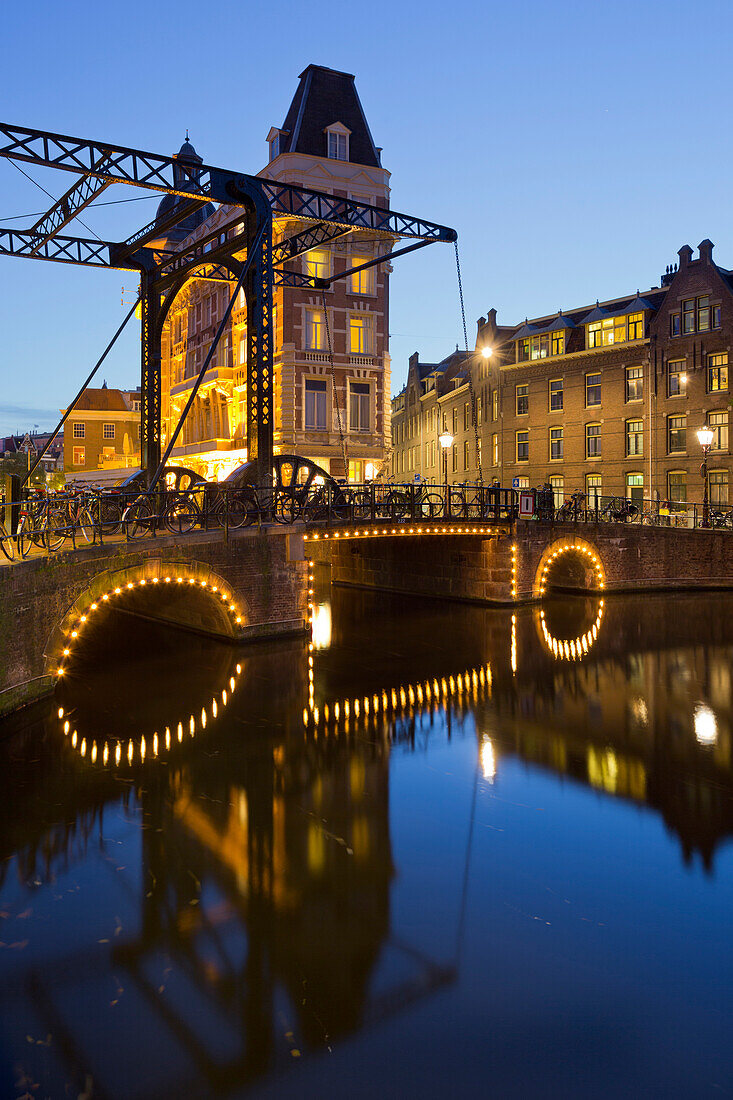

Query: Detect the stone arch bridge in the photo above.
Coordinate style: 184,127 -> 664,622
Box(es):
3,518 -> 733,717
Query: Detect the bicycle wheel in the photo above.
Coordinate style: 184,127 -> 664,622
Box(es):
99,496 -> 124,536
124,497 -> 155,538
351,488 -> 372,520
274,492 -> 299,524
164,498 -> 200,535
78,507 -> 96,544
0,521 -> 15,561
447,490 -> 467,519
47,506 -> 67,550
16,515 -> 33,558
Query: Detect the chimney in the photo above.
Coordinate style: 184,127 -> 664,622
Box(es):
678,244 -> 693,268
698,239 -> 714,264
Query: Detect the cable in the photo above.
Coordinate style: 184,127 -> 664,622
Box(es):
9,160 -> 103,242
1,193 -> 158,223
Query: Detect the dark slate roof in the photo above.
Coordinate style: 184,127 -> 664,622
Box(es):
155,137 -> 215,238
279,65 -> 381,166
620,295 -> 657,314
580,303 -> 611,324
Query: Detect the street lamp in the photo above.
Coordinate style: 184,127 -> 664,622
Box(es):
439,430 -> 454,507
481,346 -> 493,360
697,424 -> 714,527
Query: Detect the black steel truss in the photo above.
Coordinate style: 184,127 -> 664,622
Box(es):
27,157 -> 112,252
0,118 -> 457,484
0,122 -> 456,242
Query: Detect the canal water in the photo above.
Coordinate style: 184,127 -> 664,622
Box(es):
2,583 -> 733,1098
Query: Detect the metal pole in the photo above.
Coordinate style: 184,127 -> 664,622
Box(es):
22,298 -> 139,488
148,222 -> 265,492
702,451 -> 710,528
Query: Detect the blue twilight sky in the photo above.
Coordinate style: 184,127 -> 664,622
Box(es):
1,0 -> 731,436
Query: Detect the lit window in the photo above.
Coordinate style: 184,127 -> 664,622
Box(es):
549,477 -> 564,509
516,384 -> 529,415
492,433 -> 499,466
682,299 -> 695,334
550,427 -> 563,460
349,382 -> 370,432
305,309 -> 326,350
549,379 -> 563,411
586,474 -> 602,508
668,360 -> 686,396
452,444 -> 458,472
350,257 -> 375,295
72,422 -> 85,438
492,389 -> 498,421
452,407 -> 458,435
709,410 -> 728,451
463,402 -> 470,431
626,366 -> 643,402
464,440 -> 470,469
328,131 -> 348,160
305,379 -> 327,431
586,372 -> 602,406
626,473 -> 643,503
586,423 -> 601,458
668,471 -> 687,504
697,296 -> 710,332
305,250 -> 330,281
710,470 -> 728,506
708,353 -> 728,393
239,335 -> 247,365
517,339 -> 530,362
103,423 -> 115,440
348,315 -> 372,355
628,312 -> 644,340
530,334 -> 549,359
667,414 -> 687,453
73,446 -> 85,465
551,330 -> 565,356
626,419 -> 643,456
516,430 -> 529,462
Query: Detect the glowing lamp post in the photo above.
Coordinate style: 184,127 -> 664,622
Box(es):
439,430 -> 454,510
481,346 -> 493,360
697,425 -> 714,527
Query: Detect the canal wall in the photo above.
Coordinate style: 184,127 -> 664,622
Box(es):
0,528 -> 308,717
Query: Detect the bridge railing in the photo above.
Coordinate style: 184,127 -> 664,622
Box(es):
529,492 -> 732,530
0,482 -> 520,563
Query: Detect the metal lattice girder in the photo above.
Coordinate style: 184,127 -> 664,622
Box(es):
0,226 -> 127,268
272,222 -> 352,266
28,158 -> 113,252
0,226 -> 173,270
0,122 -> 457,244
119,197 -> 210,256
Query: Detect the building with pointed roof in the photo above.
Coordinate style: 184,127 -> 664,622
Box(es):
158,65 -> 392,482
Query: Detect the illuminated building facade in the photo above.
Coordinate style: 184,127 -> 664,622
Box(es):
62,385 -> 141,476
158,65 -> 392,482
392,240 -> 733,508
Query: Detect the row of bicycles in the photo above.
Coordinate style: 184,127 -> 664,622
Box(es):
532,485 -> 733,528
0,480 -> 519,560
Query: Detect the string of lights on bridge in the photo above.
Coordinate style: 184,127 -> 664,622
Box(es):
54,573 -> 244,679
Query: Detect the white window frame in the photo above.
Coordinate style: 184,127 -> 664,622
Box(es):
304,378 -> 328,432
348,380 -> 371,433
72,422 -> 85,438
102,423 -> 115,440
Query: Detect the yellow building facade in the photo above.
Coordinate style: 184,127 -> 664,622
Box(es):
158,65 -> 392,482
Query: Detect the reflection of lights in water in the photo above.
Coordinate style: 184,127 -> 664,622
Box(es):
694,703 -> 718,746
311,602 -> 332,650
481,735 -> 496,781
538,541 -> 605,598
631,697 -> 648,725
58,662 -> 243,769
540,600 -> 604,662
511,615 -> 517,674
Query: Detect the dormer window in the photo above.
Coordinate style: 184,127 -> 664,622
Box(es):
325,122 -> 350,161
266,128 -> 289,162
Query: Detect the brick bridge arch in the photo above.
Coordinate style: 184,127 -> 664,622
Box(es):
46,558 -> 246,680
0,528 -> 308,717
532,536 -> 606,598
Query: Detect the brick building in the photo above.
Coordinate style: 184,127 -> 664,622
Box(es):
392,239 -> 733,509
157,65 -> 391,482
62,386 -> 141,476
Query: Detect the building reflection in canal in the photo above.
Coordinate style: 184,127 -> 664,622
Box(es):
2,587 -> 733,1093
